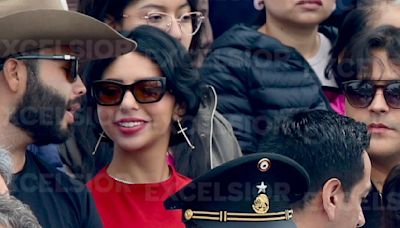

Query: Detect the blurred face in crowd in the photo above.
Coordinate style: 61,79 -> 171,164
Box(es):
345,50 -> 400,163
263,0 -> 336,27
121,0 -> 195,49
95,52 -> 178,153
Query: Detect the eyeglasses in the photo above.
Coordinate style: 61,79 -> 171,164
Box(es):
343,80 -> 400,109
124,11 -> 204,36
91,77 -> 167,106
15,55 -> 79,83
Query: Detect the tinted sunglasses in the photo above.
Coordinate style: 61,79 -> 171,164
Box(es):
343,80 -> 400,109
91,77 -> 167,106
15,55 -> 79,83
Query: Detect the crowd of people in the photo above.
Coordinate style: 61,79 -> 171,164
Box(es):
1,0 -> 400,227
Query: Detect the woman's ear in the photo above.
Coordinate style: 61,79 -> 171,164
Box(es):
173,103 -> 186,120
104,14 -> 122,31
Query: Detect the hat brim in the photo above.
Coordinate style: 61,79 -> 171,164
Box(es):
186,220 -> 297,228
0,9 -> 137,59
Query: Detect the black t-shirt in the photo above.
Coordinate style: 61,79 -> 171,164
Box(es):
362,182 -> 383,228
11,151 -> 103,228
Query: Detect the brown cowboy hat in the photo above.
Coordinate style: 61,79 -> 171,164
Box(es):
0,0 -> 137,59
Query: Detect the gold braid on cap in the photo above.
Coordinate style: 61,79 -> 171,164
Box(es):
183,209 -> 293,222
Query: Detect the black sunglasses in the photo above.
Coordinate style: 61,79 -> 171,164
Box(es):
343,80 -> 400,109
91,77 -> 167,106
15,55 -> 79,83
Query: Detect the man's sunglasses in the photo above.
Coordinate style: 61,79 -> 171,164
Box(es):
91,77 -> 167,106
343,80 -> 400,109
15,55 -> 79,83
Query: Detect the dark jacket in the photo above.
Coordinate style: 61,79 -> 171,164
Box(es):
172,85 -> 242,178
362,183 -> 383,228
201,24 -> 333,154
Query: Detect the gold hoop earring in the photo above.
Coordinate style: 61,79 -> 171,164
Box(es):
177,119 -> 195,150
92,131 -> 106,155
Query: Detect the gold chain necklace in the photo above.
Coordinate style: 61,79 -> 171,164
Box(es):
107,173 -> 135,185
107,169 -> 172,185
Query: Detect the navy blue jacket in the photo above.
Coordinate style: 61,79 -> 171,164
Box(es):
201,24 -> 333,154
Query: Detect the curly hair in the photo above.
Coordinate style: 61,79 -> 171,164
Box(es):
0,148 -> 12,187
0,195 -> 41,228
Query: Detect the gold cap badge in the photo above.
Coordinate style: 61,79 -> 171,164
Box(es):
252,193 -> 270,214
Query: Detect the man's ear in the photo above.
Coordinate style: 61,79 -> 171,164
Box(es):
104,14 -> 122,31
321,178 -> 344,221
1,59 -> 24,92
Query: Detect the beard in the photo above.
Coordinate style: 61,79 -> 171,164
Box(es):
9,62 -> 72,145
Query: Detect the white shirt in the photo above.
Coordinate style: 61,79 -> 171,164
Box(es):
307,33 -> 338,88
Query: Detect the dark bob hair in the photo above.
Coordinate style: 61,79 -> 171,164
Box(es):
77,25 -> 203,176
85,25 -> 203,117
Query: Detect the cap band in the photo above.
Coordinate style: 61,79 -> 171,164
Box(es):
184,209 -> 293,222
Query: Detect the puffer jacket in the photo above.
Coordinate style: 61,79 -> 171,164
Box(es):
201,24 -> 333,154
171,85 -> 242,178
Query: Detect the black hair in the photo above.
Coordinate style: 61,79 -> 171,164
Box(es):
326,6 -> 369,87
334,25 -> 400,84
382,164 -> 400,228
258,110 -> 370,208
327,0 -> 400,88
73,25 -> 204,179
85,25 -> 202,116
84,25 -> 203,150
78,0 -> 203,61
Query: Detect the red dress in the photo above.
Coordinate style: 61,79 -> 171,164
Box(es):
87,167 -> 191,228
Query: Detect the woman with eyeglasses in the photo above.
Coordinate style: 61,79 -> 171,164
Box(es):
85,25 -> 240,227
78,0 -> 211,66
